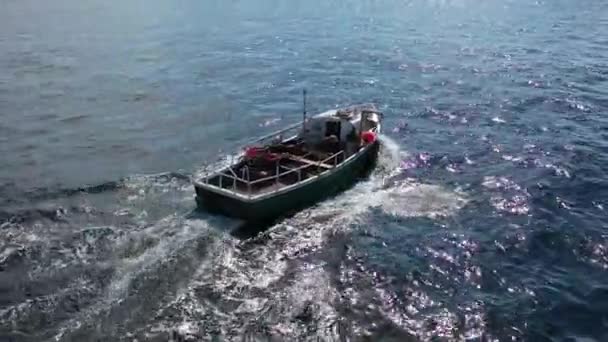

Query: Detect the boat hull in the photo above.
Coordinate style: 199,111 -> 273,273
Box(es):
194,141 -> 379,222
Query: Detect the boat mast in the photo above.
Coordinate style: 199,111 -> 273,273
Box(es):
359,109 -> 365,134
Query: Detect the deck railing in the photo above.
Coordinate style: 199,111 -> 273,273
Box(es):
205,150 -> 344,198
199,108 -> 382,198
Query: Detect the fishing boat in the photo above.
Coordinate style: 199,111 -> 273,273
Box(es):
193,91 -> 383,222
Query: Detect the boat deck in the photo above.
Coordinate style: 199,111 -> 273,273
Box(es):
202,140 -> 351,197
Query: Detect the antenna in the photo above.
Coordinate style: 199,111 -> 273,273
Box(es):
302,88 -> 307,130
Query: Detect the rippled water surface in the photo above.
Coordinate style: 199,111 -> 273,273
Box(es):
1,0 -> 608,341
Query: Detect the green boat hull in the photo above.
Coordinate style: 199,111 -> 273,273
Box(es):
195,142 -> 379,222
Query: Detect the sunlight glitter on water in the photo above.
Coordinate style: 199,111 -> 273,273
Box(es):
129,134 -> 474,340
2,0 -> 608,340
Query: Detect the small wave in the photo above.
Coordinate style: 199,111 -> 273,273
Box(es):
0,206 -> 69,224
0,171 -> 193,226
192,151 -> 245,181
13,171 -> 190,203
134,137 -> 466,340
1,136 -> 469,341
490,195 -> 530,215
0,243 -> 26,270
482,176 -> 530,215
58,114 -> 88,124
482,176 -> 522,191
550,97 -> 594,113
16,181 -> 122,203
367,180 -> 467,219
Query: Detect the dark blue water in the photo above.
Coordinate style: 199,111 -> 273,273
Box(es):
1,0 -> 608,340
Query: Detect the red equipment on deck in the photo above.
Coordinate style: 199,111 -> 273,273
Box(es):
244,147 -> 280,161
361,131 -> 377,144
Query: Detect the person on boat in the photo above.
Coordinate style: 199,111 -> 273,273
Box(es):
319,134 -> 340,153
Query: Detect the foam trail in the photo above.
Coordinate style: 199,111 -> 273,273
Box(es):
49,215 -> 237,341
285,135 -> 466,226
376,134 -> 408,178
132,137 -> 469,341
